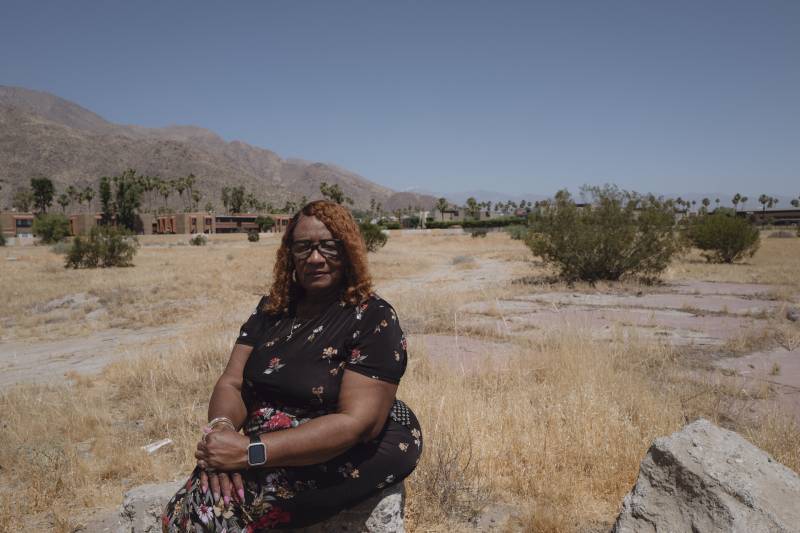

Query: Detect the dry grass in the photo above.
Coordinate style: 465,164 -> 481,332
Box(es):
1,230 -> 799,531
666,232 -> 800,293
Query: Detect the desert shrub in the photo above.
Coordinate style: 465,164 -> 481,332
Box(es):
255,215 -> 275,232
526,186 -> 682,282
505,224 -> 528,240
426,216 -> 525,229
189,234 -> 207,246
382,222 -> 401,230
247,230 -> 260,242
65,225 -> 139,268
686,211 -> 760,263
359,222 -> 388,252
32,213 -> 71,244
470,229 -> 488,238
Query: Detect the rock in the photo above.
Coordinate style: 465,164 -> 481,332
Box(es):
120,481 -> 184,533
291,483 -> 405,532
787,307 -> 800,322
88,481 -> 406,532
612,418 -> 800,533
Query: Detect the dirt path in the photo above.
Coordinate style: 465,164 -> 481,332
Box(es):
0,325 -> 186,389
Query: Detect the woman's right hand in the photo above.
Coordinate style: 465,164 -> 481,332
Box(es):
200,468 -> 245,505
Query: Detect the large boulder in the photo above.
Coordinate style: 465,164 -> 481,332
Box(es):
612,418 -> 800,533
88,480 -> 405,532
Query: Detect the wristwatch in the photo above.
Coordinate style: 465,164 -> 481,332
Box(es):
247,434 -> 267,467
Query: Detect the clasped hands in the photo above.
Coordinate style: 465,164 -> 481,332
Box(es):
195,425 -> 250,505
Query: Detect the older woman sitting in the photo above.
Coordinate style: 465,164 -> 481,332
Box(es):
162,200 -> 422,532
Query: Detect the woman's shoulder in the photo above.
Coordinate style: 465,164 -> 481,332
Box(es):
349,293 -> 398,321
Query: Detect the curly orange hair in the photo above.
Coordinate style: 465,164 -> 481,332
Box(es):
264,200 -> 373,315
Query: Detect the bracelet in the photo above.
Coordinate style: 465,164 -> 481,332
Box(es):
207,416 -> 237,432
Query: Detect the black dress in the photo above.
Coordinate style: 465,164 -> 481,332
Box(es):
162,295 -> 422,532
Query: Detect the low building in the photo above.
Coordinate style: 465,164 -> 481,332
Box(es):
0,211 -> 35,238
738,208 -> 800,226
154,213 -> 215,234
69,213 -> 102,236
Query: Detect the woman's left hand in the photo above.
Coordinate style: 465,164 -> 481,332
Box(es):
195,429 -> 250,471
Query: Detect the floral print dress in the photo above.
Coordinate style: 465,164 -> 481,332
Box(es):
162,295 -> 422,532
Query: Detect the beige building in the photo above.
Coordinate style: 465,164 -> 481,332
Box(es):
0,212 -> 35,237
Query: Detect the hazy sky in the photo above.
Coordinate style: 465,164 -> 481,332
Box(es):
2,0 -> 798,196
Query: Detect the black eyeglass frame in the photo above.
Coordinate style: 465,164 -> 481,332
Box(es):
290,239 -> 343,260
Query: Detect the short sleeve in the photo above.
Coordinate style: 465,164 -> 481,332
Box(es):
235,296 -> 269,346
345,298 -> 408,384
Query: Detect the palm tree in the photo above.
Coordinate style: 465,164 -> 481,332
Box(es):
57,192 -> 70,213
466,197 -> 479,219
436,197 -> 448,221
758,194 -> 770,214
732,193 -> 741,211
82,186 -> 95,213
159,180 -> 172,211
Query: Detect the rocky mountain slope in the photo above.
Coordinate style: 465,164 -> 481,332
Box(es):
0,86 -> 435,211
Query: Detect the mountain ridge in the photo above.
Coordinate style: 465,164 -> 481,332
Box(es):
0,85 -> 436,212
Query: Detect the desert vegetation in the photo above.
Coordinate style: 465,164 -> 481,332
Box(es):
525,186 -> 683,282
64,226 -> 139,269
0,229 -> 798,532
687,210 -> 761,263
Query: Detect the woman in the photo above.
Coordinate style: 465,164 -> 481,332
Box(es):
162,200 -> 422,532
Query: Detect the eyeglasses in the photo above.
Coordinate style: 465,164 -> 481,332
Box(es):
290,239 -> 342,260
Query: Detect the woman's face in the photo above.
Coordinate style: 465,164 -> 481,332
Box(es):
291,215 -> 345,299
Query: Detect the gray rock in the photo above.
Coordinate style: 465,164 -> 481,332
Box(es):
87,480 -> 405,532
787,307 -> 800,322
612,418 -> 800,533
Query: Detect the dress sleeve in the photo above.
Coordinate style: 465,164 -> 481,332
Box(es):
235,296 -> 269,346
345,299 -> 408,384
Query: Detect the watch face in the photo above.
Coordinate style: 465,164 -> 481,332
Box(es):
248,443 -> 267,466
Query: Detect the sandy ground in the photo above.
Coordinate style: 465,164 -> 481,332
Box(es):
2,248 -> 798,424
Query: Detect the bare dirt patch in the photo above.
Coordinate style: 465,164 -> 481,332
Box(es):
0,325 -> 187,388
715,348 -> 800,424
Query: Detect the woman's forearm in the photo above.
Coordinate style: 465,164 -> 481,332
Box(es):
258,412 -> 367,467
207,382 -> 248,429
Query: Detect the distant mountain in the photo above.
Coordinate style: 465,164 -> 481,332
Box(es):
0,86 -> 437,212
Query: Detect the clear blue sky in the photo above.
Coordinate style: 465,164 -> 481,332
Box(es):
1,0 -> 798,197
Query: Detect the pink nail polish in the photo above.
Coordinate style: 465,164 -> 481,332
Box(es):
238,489 -> 245,501
224,495 -> 230,505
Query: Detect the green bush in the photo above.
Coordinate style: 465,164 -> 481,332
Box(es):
426,217 -> 525,229
33,214 -> 71,244
189,234 -> 207,246
65,226 -> 139,268
247,230 -> 260,242
470,229 -> 488,238
359,222 -> 388,252
505,225 -> 528,240
255,215 -> 275,232
526,186 -> 683,282
686,212 -> 760,263
382,222 -> 401,230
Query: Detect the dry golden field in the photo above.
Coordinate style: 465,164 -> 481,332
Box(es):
0,230 -> 799,532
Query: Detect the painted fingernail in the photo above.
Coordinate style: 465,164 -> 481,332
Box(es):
224,495 -> 230,505
202,483 -> 207,494
213,492 -> 220,502
238,489 -> 245,501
